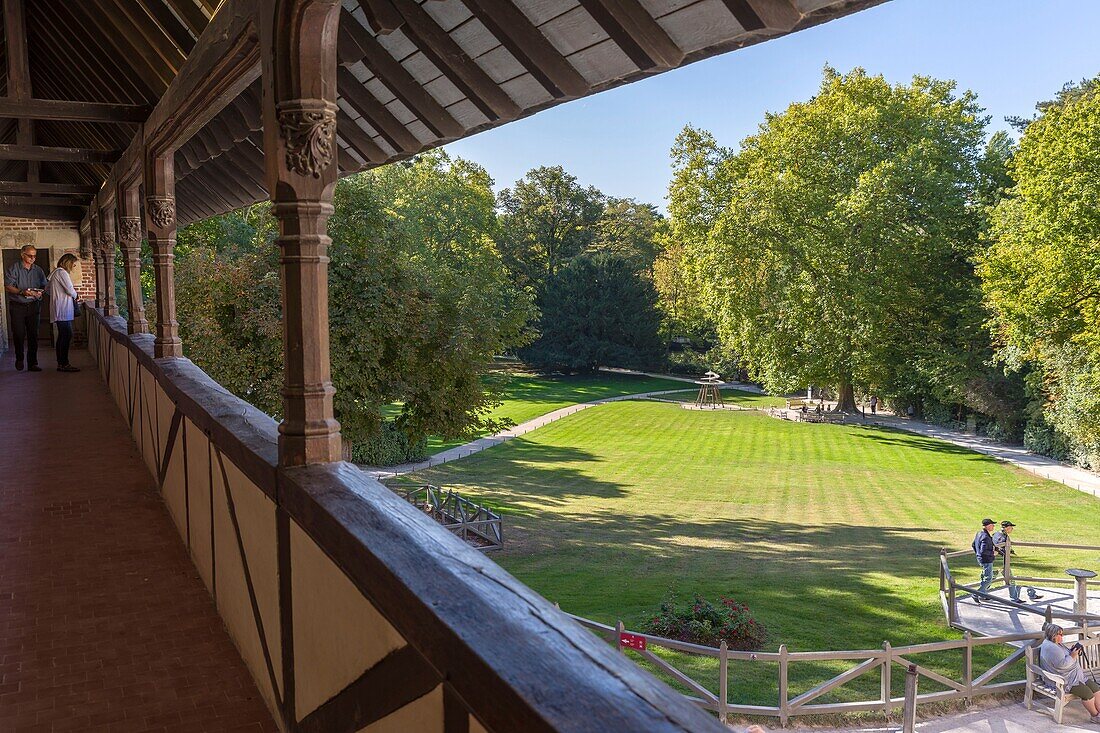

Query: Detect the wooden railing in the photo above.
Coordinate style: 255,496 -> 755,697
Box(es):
569,614 -> 1039,727
397,484 -> 503,550
85,308 -> 724,733
939,540 -> 1100,633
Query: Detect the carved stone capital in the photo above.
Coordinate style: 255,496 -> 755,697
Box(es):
276,100 -> 338,178
99,233 -> 115,251
119,216 -> 143,243
146,196 -> 175,229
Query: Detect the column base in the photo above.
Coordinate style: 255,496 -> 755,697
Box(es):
154,338 -> 184,358
278,426 -> 343,467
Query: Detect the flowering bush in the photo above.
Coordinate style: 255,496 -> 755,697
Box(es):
643,594 -> 767,650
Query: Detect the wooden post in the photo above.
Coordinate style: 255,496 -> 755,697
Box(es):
117,182 -> 149,334
261,0 -> 343,466
881,641 -> 892,714
90,246 -> 104,310
1003,535 -> 1013,586
962,631 -> 973,704
99,204 -> 120,317
615,620 -> 625,653
902,663 -> 918,733
778,643 -> 789,727
718,639 -> 728,724
144,151 -> 183,358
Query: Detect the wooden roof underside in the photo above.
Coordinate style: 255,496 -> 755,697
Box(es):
0,0 -> 886,225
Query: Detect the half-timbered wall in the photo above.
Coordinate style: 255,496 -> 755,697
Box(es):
85,308 -> 722,733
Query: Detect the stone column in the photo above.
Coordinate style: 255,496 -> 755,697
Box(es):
100,205 -> 120,317
144,152 -> 183,358
262,0 -> 343,466
118,183 -> 149,334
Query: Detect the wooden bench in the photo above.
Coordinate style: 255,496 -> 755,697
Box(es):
1025,637 -> 1100,724
786,398 -> 808,410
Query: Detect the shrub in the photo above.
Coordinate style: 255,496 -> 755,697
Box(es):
643,594 -> 767,650
351,420 -> 429,466
1023,421 -> 1071,462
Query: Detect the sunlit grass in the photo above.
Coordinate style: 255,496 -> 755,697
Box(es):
394,401 -> 1100,706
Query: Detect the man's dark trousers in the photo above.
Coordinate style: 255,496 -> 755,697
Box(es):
10,300 -> 41,367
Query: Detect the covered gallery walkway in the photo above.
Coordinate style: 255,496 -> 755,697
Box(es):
0,349 -> 277,732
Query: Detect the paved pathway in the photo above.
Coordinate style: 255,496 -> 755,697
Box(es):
0,349 -> 277,733
802,700 -> 1095,732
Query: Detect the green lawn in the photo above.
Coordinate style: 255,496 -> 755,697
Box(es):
393,401 -> 1100,707
418,370 -> 688,452
659,386 -> 786,409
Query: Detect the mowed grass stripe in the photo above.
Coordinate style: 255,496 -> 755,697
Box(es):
398,401 -> 1100,704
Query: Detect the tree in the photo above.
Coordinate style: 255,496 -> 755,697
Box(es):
174,152 -> 536,456
677,68 -> 989,411
520,251 -> 664,373
981,78 -> 1100,459
497,166 -> 604,288
590,197 -> 661,268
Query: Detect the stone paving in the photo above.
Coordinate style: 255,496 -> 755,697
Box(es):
0,349 -> 277,733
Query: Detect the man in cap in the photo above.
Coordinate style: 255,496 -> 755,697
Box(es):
4,244 -> 47,371
972,518 -> 996,604
992,520 -> 1043,603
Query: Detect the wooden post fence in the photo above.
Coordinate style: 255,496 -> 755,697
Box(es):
718,640 -> 728,724
902,663 -> 918,733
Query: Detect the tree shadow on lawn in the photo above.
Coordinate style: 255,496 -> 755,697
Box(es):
845,424 -> 997,459
408,439 -> 628,507
503,512 -> 956,649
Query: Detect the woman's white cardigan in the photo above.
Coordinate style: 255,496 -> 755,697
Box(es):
47,268 -> 79,323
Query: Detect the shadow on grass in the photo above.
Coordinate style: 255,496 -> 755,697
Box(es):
845,424 -> 995,459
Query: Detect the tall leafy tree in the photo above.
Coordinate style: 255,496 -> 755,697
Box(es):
497,166 -> 604,288
981,78 -> 1100,458
520,251 -> 664,373
174,152 -> 535,453
676,68 -> 988,411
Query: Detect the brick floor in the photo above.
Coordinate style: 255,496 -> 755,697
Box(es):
0,347 -> 279,733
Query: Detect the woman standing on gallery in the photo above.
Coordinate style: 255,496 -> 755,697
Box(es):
47,254 -> 81,373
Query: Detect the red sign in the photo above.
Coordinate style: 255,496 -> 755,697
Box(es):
619,632 -> 647,651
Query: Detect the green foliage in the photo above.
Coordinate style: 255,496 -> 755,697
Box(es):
981,76 -> 1100,462
673,67 -> 994,412
519,251 -> 665,373
351,419 -> 429,465
174,152 -> 536,454
645,594 -> 768,651
497,166 -> 604,287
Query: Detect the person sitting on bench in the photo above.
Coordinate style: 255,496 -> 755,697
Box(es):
1040,624 -> 1100,723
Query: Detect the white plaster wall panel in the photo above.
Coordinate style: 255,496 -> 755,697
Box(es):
161,420 -> 188,543
156,384 -> 174,474
291,520 -> 407,719
141,369 -> 160,477
212,455 -> 283,713
358,686 -> 443,733
661,0 -> 743,54
185,421 -> 215,594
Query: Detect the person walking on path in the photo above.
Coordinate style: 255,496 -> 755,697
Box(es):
992,520 -> 1042,603
4,244 -> 47,372
47,254 -> 81,373
972,518 -> 996,604
869,395 -> 878,415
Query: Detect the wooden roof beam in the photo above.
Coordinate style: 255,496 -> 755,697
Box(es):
143,0 -> 199,55
721,0 -> 801,32
65,2 -> 169,95
92,0 -> 186,79
0,99 -> 150,123
0,181 -> 98,195
0,194 -> 92,207
0,203 -> 84,219
338,9 -> 463,138
460,0 -> 589,99
164,0 -> 210,38
577,0 -> 683,70
337,67 -> 420,153
335,108 -> 387,165
391,0 -> 520,122
0,144 -> 120,163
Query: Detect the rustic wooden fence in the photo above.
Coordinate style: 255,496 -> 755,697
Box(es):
567,613 -> 1045,727
939,539 -> 1100,633
397,483 -> 503,550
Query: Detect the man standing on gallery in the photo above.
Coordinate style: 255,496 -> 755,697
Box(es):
4,244 -> 48,371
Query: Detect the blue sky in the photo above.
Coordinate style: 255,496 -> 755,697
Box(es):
443,0 -> 1100,210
